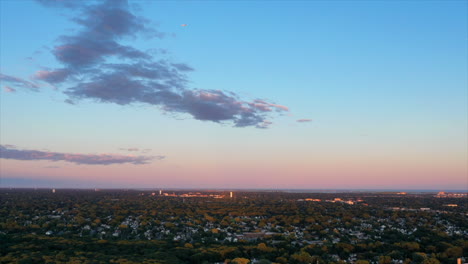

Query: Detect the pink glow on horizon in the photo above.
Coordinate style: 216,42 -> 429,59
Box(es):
1,154 -> 466,189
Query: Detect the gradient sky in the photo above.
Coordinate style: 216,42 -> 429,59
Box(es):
1,0 -> 467,190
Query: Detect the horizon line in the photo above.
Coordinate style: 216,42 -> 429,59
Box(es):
1,187 -> 466,193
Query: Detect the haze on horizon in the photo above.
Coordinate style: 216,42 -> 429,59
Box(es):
0,0 -> 467,191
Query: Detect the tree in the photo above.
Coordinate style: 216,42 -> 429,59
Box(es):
291,251 -> 313,264
231,257 -> 250,264
444,247 -> 462,258
184,243 -> 193,248
276,257 -> 288,264
378,256 -> 392,264
257,243 -> 274,253
422,258 -> 440,264
355,261 -> 370,264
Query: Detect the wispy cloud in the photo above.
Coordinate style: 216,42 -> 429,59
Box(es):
297,119 -> 312,123
0,73 -> 39,90
33,0 -> 288,128
0,145 -> 162,165
256,120 -> 273,129
119,147 -> 140,152
36,0 -> 81,9
44,165 -> 60,169
3,86 -> 16,93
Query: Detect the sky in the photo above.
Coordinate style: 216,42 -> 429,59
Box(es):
0,0 -> 467,190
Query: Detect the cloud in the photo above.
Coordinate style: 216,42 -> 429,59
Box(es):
249,99 -> 289,112
0,73 -> 40,90
3,86 -> 16,93
64,98 -> 75,105
43,0 -> 158,68
44,165 -> 60,169
297,119 -> 312,123
36,0 -> 82,8
256,120 -> 273,129
54,37 -> 150,68
0,145 -> 162,165
119,147 -> 140,152
33,0 -> 288,128
34,69 -> 73,83
171,63 -> 194,72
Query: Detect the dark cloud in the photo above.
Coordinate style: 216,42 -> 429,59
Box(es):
103,61 -> 188,88
171,90 -> 286,127
41,0 -> 157,68
54,36 -> 150,67
65,72 -> 152,105
34,69 -> 73,83
0,73 -> 40,90
0,145 -> 161,165
297,119 -> 313,123
34,0 -> 288,128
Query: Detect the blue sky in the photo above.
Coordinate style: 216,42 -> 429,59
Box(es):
0,0 -> 466,189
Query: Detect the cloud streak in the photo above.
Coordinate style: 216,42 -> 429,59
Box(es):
3,86 -> 16,93
119,147 -> 140,152
34,0 -> 288,128
0,73 -> 39,90
0,145 -> 161,165
297,119 -> 312,123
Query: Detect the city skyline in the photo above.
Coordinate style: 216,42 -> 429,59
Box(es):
1,0 -> 467,190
